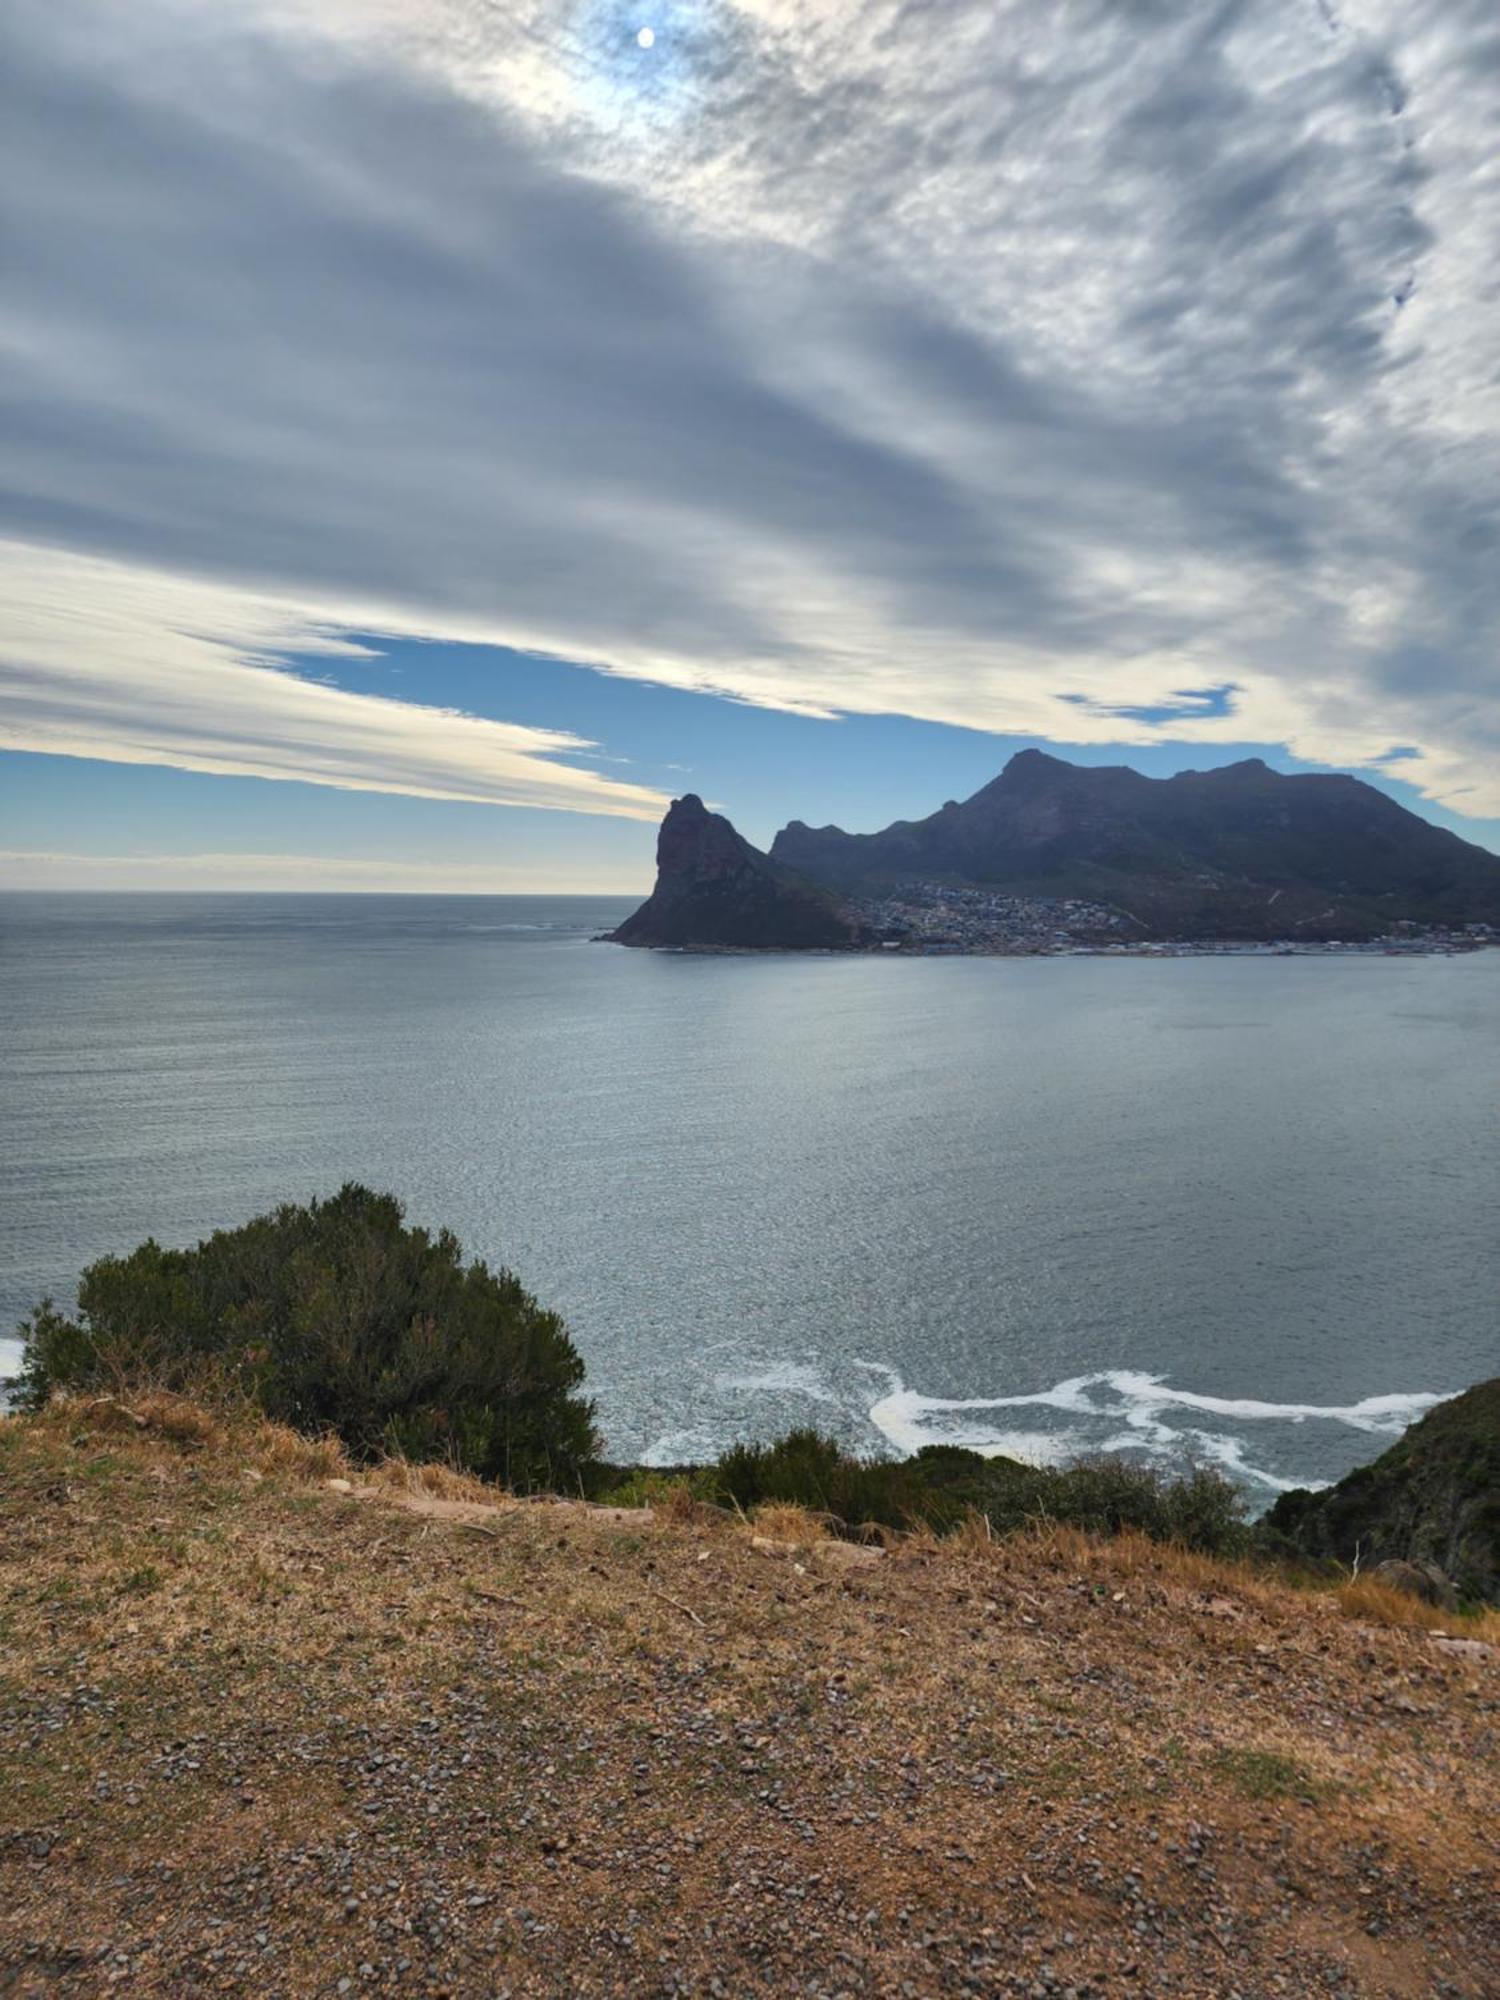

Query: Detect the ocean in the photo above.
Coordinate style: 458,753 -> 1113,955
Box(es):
2,893 -> 1496,1499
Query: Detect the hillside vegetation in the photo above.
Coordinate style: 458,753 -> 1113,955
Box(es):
13,1195 -> 1498,1610
10,1190 -> 1253,1560
1266,1382 -> 1500,1606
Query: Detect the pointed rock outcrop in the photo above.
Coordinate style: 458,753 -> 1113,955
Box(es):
611,796 -> 862,950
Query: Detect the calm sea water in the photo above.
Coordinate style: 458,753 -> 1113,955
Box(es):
2,893 -> 1496,1498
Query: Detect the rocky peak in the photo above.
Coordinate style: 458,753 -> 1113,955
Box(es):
611,798 -> 860,951
1002,747 -> 1072,778
654,794 -> 746,881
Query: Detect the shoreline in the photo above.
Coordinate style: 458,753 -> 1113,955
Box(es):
604,936 -> 1500,958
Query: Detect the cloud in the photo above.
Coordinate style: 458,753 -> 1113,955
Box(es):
0,848 -> 649,892
0,544 -> 666,817
1,0 -> 1497,814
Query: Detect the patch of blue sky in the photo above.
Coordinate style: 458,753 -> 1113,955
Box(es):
562,0 -> 723,134
1058,685 -> 1241,726
7,638 -> 1494,882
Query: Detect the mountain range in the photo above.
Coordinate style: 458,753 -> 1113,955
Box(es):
611,751 -> 1500,950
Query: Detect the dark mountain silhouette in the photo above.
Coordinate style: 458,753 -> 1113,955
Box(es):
768,750 -> 1500,940
610,794 -> 861,950
611,755 -> 1500,948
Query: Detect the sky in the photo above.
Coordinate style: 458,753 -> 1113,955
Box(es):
2,0 -> 1498,891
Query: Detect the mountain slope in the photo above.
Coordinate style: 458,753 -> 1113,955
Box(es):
1265,1379 -> 1500,1605
770,751 -> 1500,939
611,794 -> 861,949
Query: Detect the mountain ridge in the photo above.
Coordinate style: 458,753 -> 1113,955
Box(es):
613,752 -> 1500,950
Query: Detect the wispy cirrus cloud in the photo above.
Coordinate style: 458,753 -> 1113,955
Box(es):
0,545 -> 666,818
1,0 -> 1497,815
0,849 -> 648,892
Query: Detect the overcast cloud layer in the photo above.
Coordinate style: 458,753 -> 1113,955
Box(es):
2,0 -> 1497,817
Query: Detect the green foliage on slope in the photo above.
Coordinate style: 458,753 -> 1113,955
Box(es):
603,1428 -> 1252,1557
12,1186 -> 1490,1585
1264,1379 -> 1500,1605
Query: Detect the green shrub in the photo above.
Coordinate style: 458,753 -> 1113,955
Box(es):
15,1185 -> 597,1491
700,1429 -> 1248,1554
593,1466 -> 721,1510
709,1428 -> 935,1533
1160,1463 -> 1252,1553
1260,1379 -> 1500,1605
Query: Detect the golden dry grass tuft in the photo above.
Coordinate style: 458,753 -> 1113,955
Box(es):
25,1388 -> 226,1448
367,1452 -> 504,1506
1334,1573 -> 1500,1641
243,1416 -> 353,1483
648,1477 -> 715,1526
122,1389 -> 224,1446
748,1500 -> 832,1543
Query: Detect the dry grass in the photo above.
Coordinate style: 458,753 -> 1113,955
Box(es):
1,1407 -> 1496,1998
366,1452 -> 504,1507
16,1392 -> 1496,1637
131,1392 -> 224,1445
647,1477 -> 715,1526
243,1416 -> 353,1483
1010,1519 -> 1289,1603
747,1500 -> 831,1543
26,1389 -> 226,1447
1334,1573 -> 1500,1641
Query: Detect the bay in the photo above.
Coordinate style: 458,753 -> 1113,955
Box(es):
2,892 -> 1496,1498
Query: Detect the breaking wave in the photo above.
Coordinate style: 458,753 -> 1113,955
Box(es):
857,1365 -> 1453,1493
633,1356 -> 1451,1494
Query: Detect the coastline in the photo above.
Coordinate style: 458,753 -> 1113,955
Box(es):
604,935 -> 1500,958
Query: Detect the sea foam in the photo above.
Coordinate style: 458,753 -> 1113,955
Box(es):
715,1361 -> 843,1407
858,1364 -> 1451,1491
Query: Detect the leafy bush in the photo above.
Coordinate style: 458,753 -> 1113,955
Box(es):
591,1465 -> 722,1510
699,1429 -> 1249,1555
10,1188 -> 1255,1549
991,1455 -> 1250,1554
710,1429 -> 934,1534
15,1185 -> 597,1490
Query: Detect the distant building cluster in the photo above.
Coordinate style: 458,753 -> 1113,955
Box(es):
855,888 -> 1499,957
857,883 -> 1129,953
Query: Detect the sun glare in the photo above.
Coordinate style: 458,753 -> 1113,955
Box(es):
636,25 -> 655,48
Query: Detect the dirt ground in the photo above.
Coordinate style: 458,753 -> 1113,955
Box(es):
2,1401 -> 1496,1998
